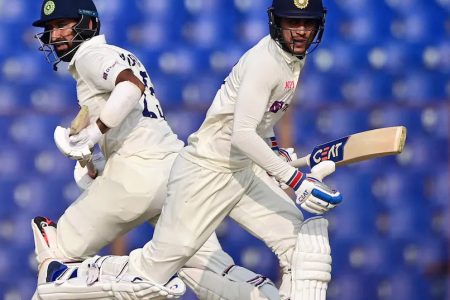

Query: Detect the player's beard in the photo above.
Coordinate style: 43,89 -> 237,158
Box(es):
53,39 -> 81,62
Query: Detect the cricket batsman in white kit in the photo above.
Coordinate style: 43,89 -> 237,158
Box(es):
121,1 -> 343,299
124,0 -> 343,298
31,0 -> 281,299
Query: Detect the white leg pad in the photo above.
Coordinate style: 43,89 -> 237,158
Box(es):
178,266 -> 279,300
291,217 -> 331,300
37,256 -> 186,300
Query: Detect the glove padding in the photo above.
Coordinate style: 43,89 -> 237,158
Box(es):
294,161 -> 342,214
277,147 -> 297,162
54,123 -> 102,161
54,126 -> 92,161
69,122 -> 103,149
74,152 -> 106,191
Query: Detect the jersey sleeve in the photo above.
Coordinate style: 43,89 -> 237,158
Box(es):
75,49 -> 130,93
231,55 -> 299,183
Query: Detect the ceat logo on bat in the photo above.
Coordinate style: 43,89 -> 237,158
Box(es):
310,137 -> 349,166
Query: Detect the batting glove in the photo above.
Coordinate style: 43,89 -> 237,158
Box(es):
277,147 -> 297,162
288,161 -> 342,214
269,137 -> 298,162
69,123 -> 103,149
54,126 -> 92,161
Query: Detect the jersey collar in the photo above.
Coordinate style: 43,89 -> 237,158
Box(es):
68,35 -> 107,68
269,36 -> 303,66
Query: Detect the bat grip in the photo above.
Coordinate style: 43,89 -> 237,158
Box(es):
86,161 -> 98,179
289,154 -> 310,168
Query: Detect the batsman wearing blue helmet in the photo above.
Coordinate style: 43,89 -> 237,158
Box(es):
37,0 -> 342,299
31,0 -> 282,299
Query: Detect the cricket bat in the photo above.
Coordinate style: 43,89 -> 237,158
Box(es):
290,126 -> 407,168
70,106 -> 97,175
70,105 -> 90,136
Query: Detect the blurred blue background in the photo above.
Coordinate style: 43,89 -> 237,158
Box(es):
0,0 -> 449,299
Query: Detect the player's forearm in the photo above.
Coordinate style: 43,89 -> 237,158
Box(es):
231,130 -> 298,182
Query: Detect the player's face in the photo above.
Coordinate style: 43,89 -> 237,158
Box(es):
279,18 -> 319,55
45,19 -> 78,57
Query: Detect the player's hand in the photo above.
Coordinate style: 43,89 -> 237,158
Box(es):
74,152 -> 106,191
294,161 -> 342,214
69,122 -> 103,149
54,126 -> 93,161
277,147 -> 297,162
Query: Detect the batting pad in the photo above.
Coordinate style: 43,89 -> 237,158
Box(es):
179,266 -> 279,300
291,217 -> 331,300
37,257 -> 186,300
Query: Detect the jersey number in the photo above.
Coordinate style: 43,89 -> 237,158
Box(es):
119,53 -> 165,119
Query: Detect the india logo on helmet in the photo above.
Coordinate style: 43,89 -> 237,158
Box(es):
294,0 -> 309,9
44,0 -> 55,15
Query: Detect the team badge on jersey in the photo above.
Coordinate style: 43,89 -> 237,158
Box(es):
294,0 -> 309,9
44,0 -> 55,15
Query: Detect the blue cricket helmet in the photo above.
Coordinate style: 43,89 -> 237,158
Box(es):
32,0 -> 98,27
32,0 -> 101,68
270,0 -> 326,19
268,0 -> 327,57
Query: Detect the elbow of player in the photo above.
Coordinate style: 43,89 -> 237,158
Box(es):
231,130 -> 249,151
135,80 -> 145,95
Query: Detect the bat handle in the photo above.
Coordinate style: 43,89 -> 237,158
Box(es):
86,161 -> 98,179
290,155 -> 335,180
289,154 -> 311,168
79,158 -> 98,179
310,161 -> 336,181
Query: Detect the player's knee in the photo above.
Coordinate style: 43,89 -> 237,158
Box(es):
57,218 -> 97,259
58,235 -> 92,259
273,236 -> 297,273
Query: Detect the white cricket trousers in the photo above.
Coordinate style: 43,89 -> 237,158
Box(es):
57,152 -> 177,259
129,154 -> 303,286
56,152 -> 237,276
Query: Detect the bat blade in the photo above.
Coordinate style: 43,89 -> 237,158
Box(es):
69,105 -> 95,170
291,126 -> 407,168
70,105 -> 90,135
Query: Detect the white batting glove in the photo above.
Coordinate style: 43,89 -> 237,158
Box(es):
54,126 -> 93,161
74,152 -> 106,191
277,147 -> 298,162
289,161 -> 342,214
69,123 -> 103,149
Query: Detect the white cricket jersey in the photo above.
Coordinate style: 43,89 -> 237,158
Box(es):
68,35 -> 183,159
182,35 -> 306,181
